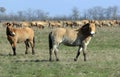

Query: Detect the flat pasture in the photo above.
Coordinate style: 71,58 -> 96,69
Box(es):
0,24 -> 120,77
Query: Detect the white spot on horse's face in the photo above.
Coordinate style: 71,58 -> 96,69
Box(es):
90,31 -> 95,35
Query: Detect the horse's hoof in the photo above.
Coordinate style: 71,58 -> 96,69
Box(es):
25,52 -> 28,54
84,59 -> 87,61
13,54 -> 16,56
56,59 -> 59,61
74,58 -> 77,61
49,58 -> 52,62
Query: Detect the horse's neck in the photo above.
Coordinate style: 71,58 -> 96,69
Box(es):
77,30 -> 91,41
12,28 -> 17,32
13,27 -> 23,31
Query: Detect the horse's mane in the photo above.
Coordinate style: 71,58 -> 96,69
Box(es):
81,23 -> 90,30
76,23 -> 90,32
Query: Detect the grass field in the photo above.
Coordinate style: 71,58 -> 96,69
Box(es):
0,24 -> 120,77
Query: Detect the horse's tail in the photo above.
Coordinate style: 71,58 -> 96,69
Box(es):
49,32 -> 53,50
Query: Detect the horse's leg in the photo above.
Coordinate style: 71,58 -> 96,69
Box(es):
49,33 -> 53,61
29,40 -> 35,55
11,42 -> 16,56
49,48 -> 52,61
54,46 -> 59,61
74,46 -> 82,61
53,43 -> 59,61
24,40 -> 29,54
49,45 -> 59,61
83,44 -> 87,61
32,37 -> 35,54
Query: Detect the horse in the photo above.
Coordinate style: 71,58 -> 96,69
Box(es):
6,22 -> 35,55
48,22 -> 96,61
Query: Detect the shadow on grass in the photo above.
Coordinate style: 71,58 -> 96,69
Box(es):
15,59 -> 49,63
15,59 -> 62,63
0,53 -> 13,56
0,53 -> 50,62
0,53 -> 56,63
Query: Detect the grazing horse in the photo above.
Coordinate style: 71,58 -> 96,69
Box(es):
6,22 -> 35,55
49,22 -> 95,61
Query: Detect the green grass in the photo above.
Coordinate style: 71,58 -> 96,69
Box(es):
0,25 -> 120,77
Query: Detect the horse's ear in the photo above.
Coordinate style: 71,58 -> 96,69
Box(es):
6,22 -> 14,27
6,22 -> 11,26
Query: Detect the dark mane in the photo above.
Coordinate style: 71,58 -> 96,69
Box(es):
80,23 -> 91,35
76,23 -> 90,33
81,23 -> 90,30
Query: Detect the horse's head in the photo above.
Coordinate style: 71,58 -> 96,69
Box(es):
6,22 -> 16,36
81,22 -> 95,37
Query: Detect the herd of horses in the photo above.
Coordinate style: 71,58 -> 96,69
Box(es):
2,20 -> 120,29
5,20 -> 96,62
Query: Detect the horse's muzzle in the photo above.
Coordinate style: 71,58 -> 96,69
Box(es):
10,32 -> 16,36
90,31 -> 95,37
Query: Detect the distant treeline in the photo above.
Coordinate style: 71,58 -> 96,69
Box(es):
0,6 -> 120,21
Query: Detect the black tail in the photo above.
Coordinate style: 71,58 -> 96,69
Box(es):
49,32 -> 53,50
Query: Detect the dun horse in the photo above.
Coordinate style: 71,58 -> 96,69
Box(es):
6,22 -> 35,55
49,22 -> 95,61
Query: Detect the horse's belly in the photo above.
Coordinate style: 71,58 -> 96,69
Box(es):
63,40 -> 81,46
17,39 -> 25,43
17,38 -> 28,43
